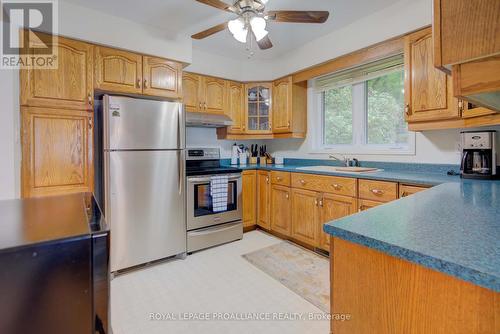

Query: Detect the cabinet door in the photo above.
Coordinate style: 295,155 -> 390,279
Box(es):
183,72 -> 201,112
272,77 -> 292,133
242,170 -> 257,228
319,194 -> 357,251
94,46 -> 143,94
21,107 -> 93,198
227,81 -> 245,133
20,34 -> 93,110
359,199 -> 383,211
270,185 -> 291,236
203,77 -> 226,114
404,28 -> 459,122
257,171 -> 271,229
143,56 -> 182,99
291,188 -> 319,247
245,83 -> 273,134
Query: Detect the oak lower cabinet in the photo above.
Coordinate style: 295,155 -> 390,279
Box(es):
142,56 -> 182,99
94,46 -> 143,94
358,199 -> 383,211
242,170 -> 257,228
318,194 -> 357,251
21,107 -> 93,198
20,33 -> 94,111
257,171 -> 271,229
291,188 -> 320,246
404,28 -> 460,123
399,184 -> 428,198
270,185 -> 292,236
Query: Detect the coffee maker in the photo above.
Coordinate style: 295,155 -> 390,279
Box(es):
460,131 -> 497,179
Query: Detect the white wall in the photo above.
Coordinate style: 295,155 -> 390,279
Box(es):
0,69 -> 20,200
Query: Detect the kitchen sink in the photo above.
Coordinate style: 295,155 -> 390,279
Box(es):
296,166 -> 382,174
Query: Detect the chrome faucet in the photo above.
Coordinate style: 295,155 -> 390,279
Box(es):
329,155 -> 360,167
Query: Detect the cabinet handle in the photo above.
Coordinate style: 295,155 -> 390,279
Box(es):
300,179 -> 306,185
371,189 -> 384,195
87,94 -> 92,108
285,193 -> 289,199
276,176 -> 282,181
401,192 -> 408,197
143,79 -> 148,88
405,104 -> 410,116
458,100 -> 464,113
332,184 -> 342,190
359,205 -> 367,211
137,79 -> 141,88
319,199 -> 323,207
287,121 -> 290,128
199,102 -> 202,110
88,117 -> 93,130
266,177 -> 269,183
314,199 -> 318,206
204,102 -> 207,110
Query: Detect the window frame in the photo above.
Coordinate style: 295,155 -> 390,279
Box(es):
314,69 -> 415,156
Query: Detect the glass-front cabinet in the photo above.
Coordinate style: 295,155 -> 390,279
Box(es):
245,83 -> 272,133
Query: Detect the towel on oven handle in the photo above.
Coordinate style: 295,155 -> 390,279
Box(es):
210,175 -> 228,212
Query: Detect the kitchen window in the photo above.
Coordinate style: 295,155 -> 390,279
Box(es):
314,54 -> 415,154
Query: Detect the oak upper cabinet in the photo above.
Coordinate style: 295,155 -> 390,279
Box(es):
270,185 -> 291,236
20,33 -> 93,111
94,46 -> 143,94
257,171 -> 271,229
318,194 -> 357,252
21,107 -> 93,197
182,73 -> 227,113
183,72 -> 202,112
142,56 -> 182,99
204,77 -> 226,114
291,188 -> 320,246
226,81 -> 245,134
245,83 -> 272,134
242,170 -> 257,228
404,28 -> 460,122
272,76 -> 307,136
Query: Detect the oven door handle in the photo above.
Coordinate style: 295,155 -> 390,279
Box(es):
187,174 -> 242,183
188,221 -> 242,236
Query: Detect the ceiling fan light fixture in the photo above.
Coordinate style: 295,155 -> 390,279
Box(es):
228,18 -> 248,43
250,16 -> 267,41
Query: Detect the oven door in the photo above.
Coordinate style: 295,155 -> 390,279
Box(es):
187,173 -> 242,230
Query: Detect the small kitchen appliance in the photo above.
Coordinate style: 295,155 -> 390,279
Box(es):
460,131 -> 497,179
186,148 -> 243,252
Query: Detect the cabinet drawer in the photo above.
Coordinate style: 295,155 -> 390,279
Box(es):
270,171 -> 290,186
359,180 -> 398,202
399,184 -> 428,198
291,173 -> 357,197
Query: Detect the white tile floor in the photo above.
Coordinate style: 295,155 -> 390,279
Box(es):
111,230 -> 330,334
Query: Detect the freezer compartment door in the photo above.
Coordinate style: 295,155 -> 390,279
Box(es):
105,95 -> 184,150
108,150 -> 186,272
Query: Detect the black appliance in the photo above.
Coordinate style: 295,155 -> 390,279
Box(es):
0,193 -> 109,334
460,130 -> 497,179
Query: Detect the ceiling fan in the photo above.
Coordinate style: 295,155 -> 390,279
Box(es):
192,0 -> 330,50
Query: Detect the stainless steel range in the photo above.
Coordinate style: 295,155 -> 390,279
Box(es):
186,148 -> 243,252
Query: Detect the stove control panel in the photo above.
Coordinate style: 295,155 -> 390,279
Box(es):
187,148 -> 220,160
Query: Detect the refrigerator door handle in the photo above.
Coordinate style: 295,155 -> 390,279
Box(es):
178,104 -> 185,149
179,150 -> 184,196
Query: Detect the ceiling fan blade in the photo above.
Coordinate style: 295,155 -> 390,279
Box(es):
195,0 -> 234,13
266,11 -> 330,24
256,35 -> 273,50
191,22 -> 228,40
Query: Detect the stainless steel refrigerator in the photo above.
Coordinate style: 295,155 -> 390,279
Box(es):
102,95 -> 186,272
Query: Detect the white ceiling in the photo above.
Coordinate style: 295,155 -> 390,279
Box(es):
62,0 -> 402,60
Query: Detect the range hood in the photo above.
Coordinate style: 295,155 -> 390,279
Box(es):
185,111 -> 233,128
